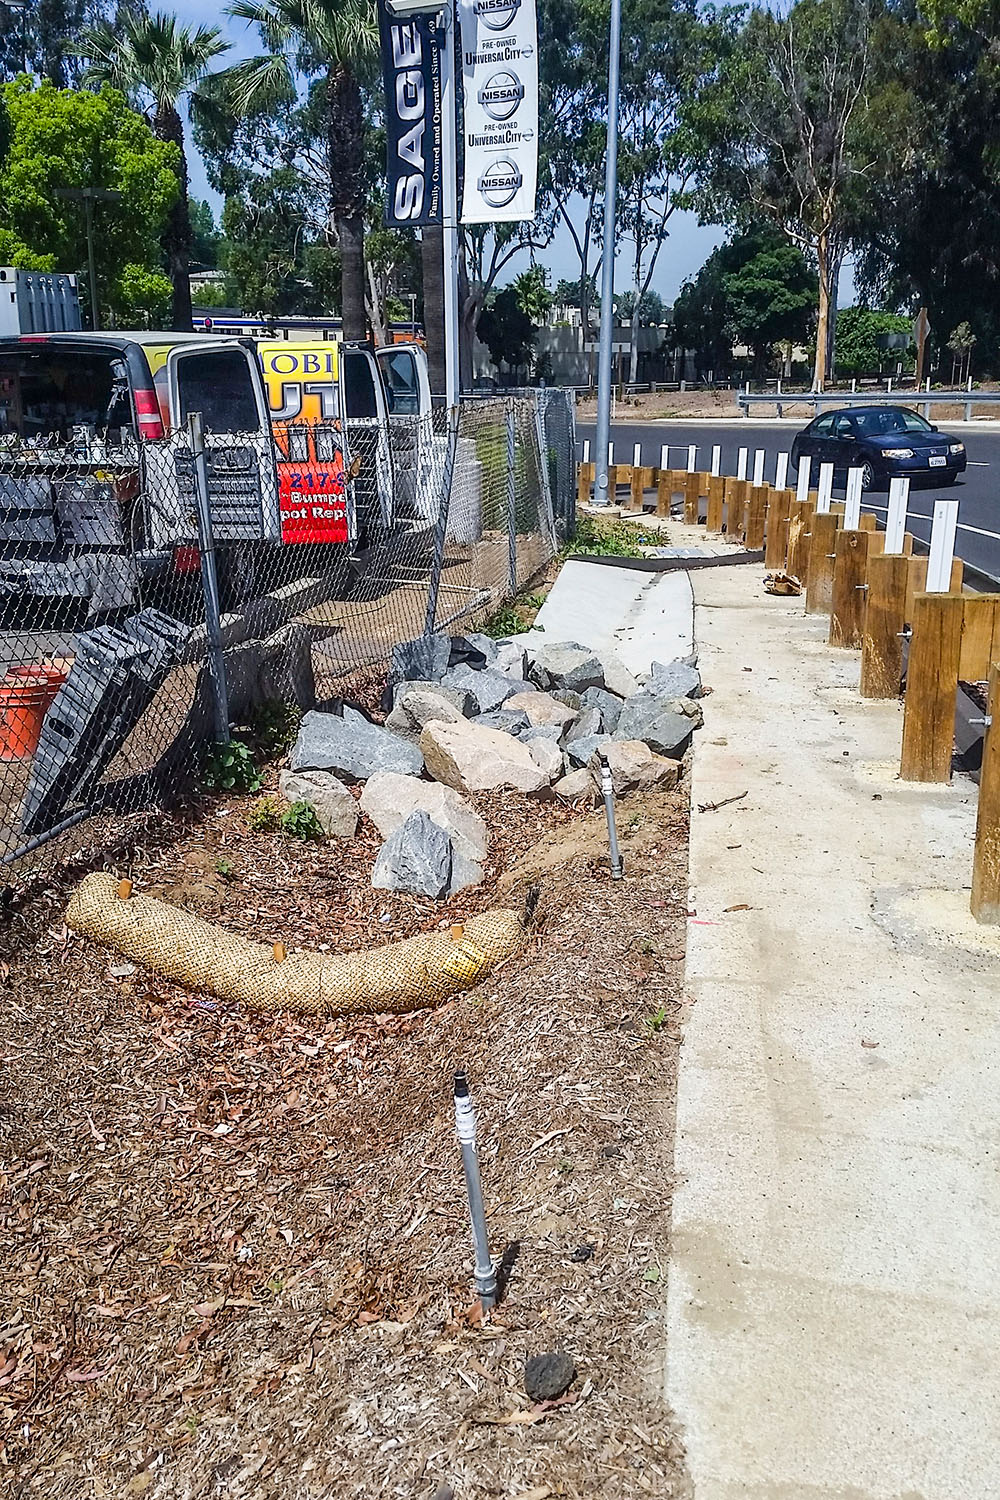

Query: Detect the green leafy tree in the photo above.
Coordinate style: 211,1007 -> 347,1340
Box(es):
110,263 -> 174,326
0,79 -> 179,324
833,306 -> 911,377
223,0 -> 378,341
478,286 -> 537,377
219,168 -> 307,316
618,289 -> 668,323
0,0 -> 113,86
73,11 -> 229,331
513,266 -> 553,323
189,196 -> 221,268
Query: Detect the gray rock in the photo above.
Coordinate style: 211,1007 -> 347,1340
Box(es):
551,688 -> 582,711
372,810 -> 452,898
391,678 -> 474,716
565,731 -> 612,768
553,768 -> 597,802
593,648 -> 639,699
648,659 -> 702,699
447,847 -> 484,895
360,771 -> 488,862
616,690 -> 702,759
278,769 -> 358,838
386,687 -> 466,741
473,709 -> 532,736
452,632 -> 497,667
505,690 -> 578,731
493,639 -> 529,680
290,708 -> 423,782
589,739 -> 680,795
420,718 -> 549,794
526,737 -> 563,780
580,686 -> 624,732
390,634 -> 450,685
442,663 -> 533,715
524,1351 -> 576,1403
564,707 -> 603,744
521,723 -> 563,743
529,641 -> 605,694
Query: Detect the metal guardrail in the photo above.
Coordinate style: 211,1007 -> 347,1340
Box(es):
738,390 -> 1000,421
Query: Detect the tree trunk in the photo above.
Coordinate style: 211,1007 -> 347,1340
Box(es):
366,261 -> 387,346
155,103 -> 192,333
825,246 -> 843,384
813,231 -> 832,392
421,227 -> 445,398
327,64 -> 366,341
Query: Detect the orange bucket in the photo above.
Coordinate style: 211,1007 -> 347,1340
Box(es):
0,665 -> 68,761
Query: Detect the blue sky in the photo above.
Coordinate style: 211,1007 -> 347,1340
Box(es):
174,1 -> 828,306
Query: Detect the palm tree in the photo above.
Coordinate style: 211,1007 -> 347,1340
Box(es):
224,0 -> 377,341
73,13 -> 229,331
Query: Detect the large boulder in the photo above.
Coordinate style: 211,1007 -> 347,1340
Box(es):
505,690 -> 578,732
528,641 -> 605,695
527,737 -> 563,780
593,649 -> 639,699
278,769 -> 358,838
564,706 -> 603,744
391,678 -> 474,716
648,659 -> 702,699
580,686 -> 624,733
565,731 -> 612,768
360,771 -> 488,862
553,768 -> 597,803
386,686 -> 466,742
390,634 -> 451,685
449,634 -> 495,669
441,663 -> 534,715
590,740 -> 680,796
616,691 -> 703,759
290,708 -> 423,782
372,810 -> 453,898
474,708 -> 532,736
420,719 -> 551,794
493,640 -> 530,680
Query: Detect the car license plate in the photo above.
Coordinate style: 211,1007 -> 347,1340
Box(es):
929,455 -> 947,467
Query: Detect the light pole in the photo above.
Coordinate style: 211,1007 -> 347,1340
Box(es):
593,0 -> 622,506
54,186 -> 122,331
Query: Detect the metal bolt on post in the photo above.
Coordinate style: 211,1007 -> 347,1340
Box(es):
598,751 -> 623,879
188,411 -> 230,743
454,1069 -> 497,1309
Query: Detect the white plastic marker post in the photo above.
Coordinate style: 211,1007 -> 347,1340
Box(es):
687,444 -> 697,473
844,467 -> 864,530
816,462 -> 834,514
927,499 -> 959,592
660,443 -> 669,471
775,452 -> 789,491
633,442 -> 642,468
737,447 -> 748,480
752,448 -> 766,485
711,445 -> 721,477
582,439 -> 591,463
795,454 -> 812,504
885,477 -> 909,554
608,441 -> 614,466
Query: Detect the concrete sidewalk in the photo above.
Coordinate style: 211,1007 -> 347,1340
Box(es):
668,564 -> 1000,1500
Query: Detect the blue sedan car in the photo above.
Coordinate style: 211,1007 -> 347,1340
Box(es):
790,405 -> 967,490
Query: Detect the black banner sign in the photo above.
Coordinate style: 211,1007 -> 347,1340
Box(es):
378,0 -> 443,226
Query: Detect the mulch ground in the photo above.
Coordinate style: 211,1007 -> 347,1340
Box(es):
2,748 -> 691,1499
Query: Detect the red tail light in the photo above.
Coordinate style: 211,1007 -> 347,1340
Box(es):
134,388 -> 165,440
173,544 -> 201,574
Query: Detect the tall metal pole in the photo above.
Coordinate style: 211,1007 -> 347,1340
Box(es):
85,194 -> 100,332
440,0 -> 461,408
593,0 -> 622,507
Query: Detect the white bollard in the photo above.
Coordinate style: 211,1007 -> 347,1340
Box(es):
795,454 -> 812,504
885,477 -> 909,554
816,462 -> 834,513
926,377 -> 931,392
927,499 -> 959,592
633,442 -> 642,468
711,445 -> 721,477
851,378 -> 857,394
775,452 -> 789,491
752,448 -> 766,485
887,376 -> 893,394
687,444 -> 697,473
737,447 -> 748,480
660,443 -> 670,471
582,439 -> 591,463
608,441 -> 614,465
844,467 -> 864,530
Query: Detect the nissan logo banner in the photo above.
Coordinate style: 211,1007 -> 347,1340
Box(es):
459,0 -> 538,223
378,0 -> 444,226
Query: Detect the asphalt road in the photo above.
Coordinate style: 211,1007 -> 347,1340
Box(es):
577,418 -> 1000,583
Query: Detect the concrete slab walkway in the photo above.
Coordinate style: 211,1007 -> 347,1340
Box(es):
531,558 -> 694,674
669,564 -> 1000,1500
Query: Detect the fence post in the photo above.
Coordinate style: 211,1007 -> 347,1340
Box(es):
830,528 -> 881,648
745,484 -> 767,549
805,511 -> 840,614
706,475 -> 725,533
506,401 -> 517,596
188,411 -> 230,743
972,662 -> 1000,922
534,393 -> 557,551
786,499 -> 814,582
764,487 -> 792,569
424,404 -> 461,636
684,471 -> 701,525
860,552 -> 911,696
899,591 -> 965,782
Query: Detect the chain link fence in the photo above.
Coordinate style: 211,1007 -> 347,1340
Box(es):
0,392 -> 564,874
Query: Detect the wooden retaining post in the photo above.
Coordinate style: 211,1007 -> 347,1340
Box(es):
629,465 -> 646,510
577,461 -> 595,504
972,662 -> 1000,923
656,468 -> 672,516
830,529 -> 883,649
764,488 -> 793,570
684,471 -> 700,525
805,511 -> 840,614
959,594 -> 1000,684
745,484 -> 768,550
899,591 -> 965,782
706,475 -> 725,533
785,499 -> 814,583
724,477 -> 748,536
861,553 -> 911,697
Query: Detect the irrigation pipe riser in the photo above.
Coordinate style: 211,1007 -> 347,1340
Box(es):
454,1070 -> 497,1309
599,752 -> 624,879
